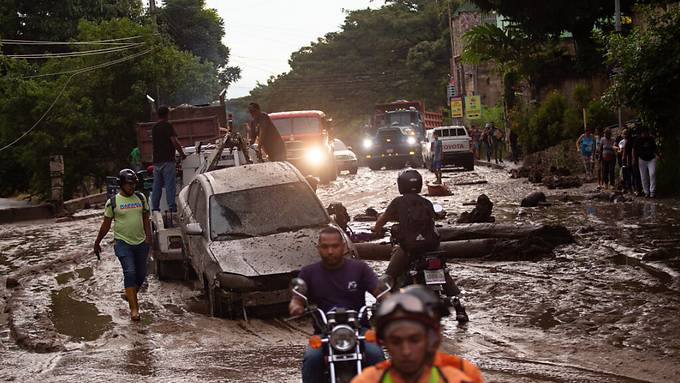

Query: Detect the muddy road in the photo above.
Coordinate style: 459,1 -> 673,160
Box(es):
1,165 -> 679,382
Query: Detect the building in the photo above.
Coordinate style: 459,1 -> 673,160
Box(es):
449,2 -> 502,110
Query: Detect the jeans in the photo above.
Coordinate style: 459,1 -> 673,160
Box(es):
602,159 -> 616,186
484,142 -> 492,162
152,161 -> 177,211
302,328 -> 384,383
493,140 -> 504,162
639,157 -> 657,197
114,240 -> 149,288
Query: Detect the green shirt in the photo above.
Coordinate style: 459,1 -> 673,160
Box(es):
104,192 -> 149,245
130,147 -> 141,165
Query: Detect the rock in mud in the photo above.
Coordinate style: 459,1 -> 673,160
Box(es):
426,183 -> 452,196
543,175 -> 582,189
643,248 -> 678,261
6,277 -> 20,288
509,167 -> 531,179
457,194 -> 495,223
354,208 -> 379,222
487,236 -> 556,261
521,191 -> 547,207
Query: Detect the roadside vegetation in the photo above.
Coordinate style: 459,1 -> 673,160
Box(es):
0,0 -> 239,199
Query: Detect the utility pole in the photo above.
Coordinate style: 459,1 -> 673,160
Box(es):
149,0 -> 161,108
615,0 -> 623,132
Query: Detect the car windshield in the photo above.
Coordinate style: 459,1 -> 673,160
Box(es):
334,139 -> 347,150
209,182 -> 328,239
272,117 -> 321,136
387,111 -> 417,127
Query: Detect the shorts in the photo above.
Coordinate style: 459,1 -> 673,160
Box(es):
433,160 -> 443,170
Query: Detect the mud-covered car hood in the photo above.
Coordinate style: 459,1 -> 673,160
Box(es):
208,227 -> 321,277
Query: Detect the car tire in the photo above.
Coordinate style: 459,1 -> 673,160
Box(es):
204,276 -> 223,318
464,155 -> 474,171
349,166 -> 358,175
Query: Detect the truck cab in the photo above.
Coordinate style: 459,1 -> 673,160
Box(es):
269,110 -> 337,183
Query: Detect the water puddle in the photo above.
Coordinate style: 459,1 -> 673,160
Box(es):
49,287 -> 112,341
55,267 -> 93,285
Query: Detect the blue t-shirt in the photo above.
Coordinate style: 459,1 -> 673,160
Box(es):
297,258 -> 379,313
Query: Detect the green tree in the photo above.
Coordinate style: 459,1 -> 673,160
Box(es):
159,0 -> 240,87
604,5 -> 680,193
247,0 -> 455,141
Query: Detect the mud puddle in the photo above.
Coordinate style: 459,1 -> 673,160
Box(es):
49,287 -> 112,341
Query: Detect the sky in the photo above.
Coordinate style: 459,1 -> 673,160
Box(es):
203,0 -> 385,98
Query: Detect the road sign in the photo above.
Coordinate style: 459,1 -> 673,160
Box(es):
451,97 -> 463,118
465,95 -> 481,119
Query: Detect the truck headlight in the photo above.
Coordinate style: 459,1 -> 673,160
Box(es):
407,136 -> 417,145
329,325 -> 356,352
362,138 -> 373,149
305,147 -> 325,165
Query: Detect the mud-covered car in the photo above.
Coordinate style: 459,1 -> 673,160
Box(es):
177,162 -> 355,318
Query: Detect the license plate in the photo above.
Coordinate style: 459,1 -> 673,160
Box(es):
386,148 -> 394,154
423,269 -> 446,284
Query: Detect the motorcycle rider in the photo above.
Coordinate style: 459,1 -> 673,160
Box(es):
351,288 -> 484,383
289,226 -> 388,383
372,169 -> 468,323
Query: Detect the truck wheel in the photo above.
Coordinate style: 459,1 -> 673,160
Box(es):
330,161 -> 338,181
320,168 -> 331,184
368,161 -> 382,171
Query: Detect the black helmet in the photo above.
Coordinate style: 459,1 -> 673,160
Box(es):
401,285 -> 450,319
375,291 -> 439,340
397,169 -> 422,195
117,169 -> 139,186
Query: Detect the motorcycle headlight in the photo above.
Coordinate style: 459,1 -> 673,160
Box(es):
362,138 -> 373,150
305,147 -> 325,165
329,325 -> 356,352
406,136 -> 417,145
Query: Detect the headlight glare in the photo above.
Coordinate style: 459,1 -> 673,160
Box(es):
362,138 -> 373,149
407,136 -> 417,145
329,325 -> 356,352
305,147 -> 324,165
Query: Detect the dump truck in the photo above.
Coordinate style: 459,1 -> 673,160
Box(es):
362,100 -> 443,170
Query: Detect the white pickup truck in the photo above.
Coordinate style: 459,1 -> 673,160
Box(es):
422,126 -> 474,171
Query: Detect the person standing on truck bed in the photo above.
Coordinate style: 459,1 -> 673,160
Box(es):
247,102 -> 287,162
151,106 -> 186,213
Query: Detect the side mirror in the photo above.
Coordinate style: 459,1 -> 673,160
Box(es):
290,278 -> 308,301
186,222 -> 203,235
347,146 -> 353,151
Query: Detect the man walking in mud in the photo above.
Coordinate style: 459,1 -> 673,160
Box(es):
94,169 -> 151,321
248,102 -> 287,162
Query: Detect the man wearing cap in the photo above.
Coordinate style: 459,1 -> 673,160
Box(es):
352,287 -> 484,383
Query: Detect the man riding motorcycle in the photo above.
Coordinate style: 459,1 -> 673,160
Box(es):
289,226 -> 388,382
372,169 -> 468,323
351,287 -> 484,383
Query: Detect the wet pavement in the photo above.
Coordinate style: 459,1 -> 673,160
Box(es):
1,165 -> 679,382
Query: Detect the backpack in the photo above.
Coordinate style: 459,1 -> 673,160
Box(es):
396,194 -> 440,253
109,191 -> 147,219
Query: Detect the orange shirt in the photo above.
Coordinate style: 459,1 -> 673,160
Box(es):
351,352 -> 484,383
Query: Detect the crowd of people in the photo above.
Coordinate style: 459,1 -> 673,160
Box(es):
576,125 -> 658,198
469,122 -> 520,165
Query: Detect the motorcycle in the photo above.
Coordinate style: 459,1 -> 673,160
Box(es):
390,224 -> 468,322
290,278 -> 390,383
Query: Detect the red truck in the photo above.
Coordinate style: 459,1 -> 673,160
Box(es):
136,100 -> 229,163
268,110 -> 337,184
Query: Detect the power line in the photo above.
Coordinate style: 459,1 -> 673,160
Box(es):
22,49 -> 152,79
0,36 -> 143,45
0,76 -> 73,152
1,49 -> 152,151
4,43 -> 146,59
